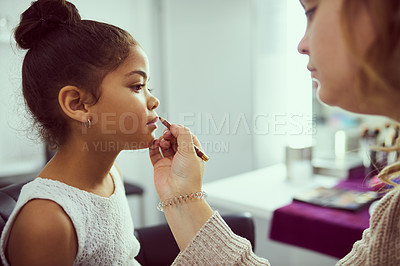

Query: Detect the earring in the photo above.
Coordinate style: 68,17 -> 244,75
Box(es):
85,117 -> 92,129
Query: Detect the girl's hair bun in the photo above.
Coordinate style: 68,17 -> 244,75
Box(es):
15,0 -> 81,49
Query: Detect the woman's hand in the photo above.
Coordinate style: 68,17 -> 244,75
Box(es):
149,124 -> 213,250
149,124 -> 206,201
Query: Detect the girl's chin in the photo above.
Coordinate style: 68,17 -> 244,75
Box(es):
124,136 -> 156,150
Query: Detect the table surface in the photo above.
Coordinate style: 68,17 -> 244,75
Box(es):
203,164 -> 339,220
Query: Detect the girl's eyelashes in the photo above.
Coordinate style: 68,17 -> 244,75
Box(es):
129,84 -> 153,93
130,84 -> 145,92
305,7 -> 317,22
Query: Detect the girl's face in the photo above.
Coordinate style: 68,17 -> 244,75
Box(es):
297,0 -> 376,114
89,46 -> 159,151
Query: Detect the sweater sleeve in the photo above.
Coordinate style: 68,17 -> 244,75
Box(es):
336,188 -> 400,266
172,211 -> 270,266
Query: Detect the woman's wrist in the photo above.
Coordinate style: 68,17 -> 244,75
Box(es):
163,199 -> 214,250
157,191 -> 207,212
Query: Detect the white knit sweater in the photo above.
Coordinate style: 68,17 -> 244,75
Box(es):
0,165 -> 140,266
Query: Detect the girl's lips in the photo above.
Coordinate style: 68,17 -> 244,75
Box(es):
147,117 -> 158,129
147,116 -> 158,125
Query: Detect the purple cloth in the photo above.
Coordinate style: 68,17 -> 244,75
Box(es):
269,166 -> 372,258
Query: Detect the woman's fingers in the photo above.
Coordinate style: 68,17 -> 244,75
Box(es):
170,125 -> 195,154
162,128 -> 178,153
192,135 -> 204,151
149,139 -> 163,165
172,141 -> 178,153
161,124 -> 203,157
161,146 -> 175,158
160,138 -> 171,149
160,137 -> 175,158
163,129 -> 174,140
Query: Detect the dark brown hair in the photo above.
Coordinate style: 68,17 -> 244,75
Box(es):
15,0 -> 137,148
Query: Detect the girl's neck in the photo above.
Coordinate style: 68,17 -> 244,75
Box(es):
39,138 -> 120,192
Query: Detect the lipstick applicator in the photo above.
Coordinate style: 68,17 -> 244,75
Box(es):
159,117 -> 209,162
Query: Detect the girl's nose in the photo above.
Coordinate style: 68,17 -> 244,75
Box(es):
148,94 -> 159,110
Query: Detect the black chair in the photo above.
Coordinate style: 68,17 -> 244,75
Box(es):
0,183 -> 23,233
134,212 -> 255,265
0,182 -> 255,266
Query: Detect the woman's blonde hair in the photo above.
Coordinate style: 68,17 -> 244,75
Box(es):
341,0 -> 400,188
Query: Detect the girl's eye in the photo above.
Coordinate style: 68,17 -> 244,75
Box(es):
130,84 -> 145,92
147,87 -> 153,93
305,7 -> 317,22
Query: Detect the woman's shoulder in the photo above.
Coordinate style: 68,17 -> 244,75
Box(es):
6,198 -> 77,265
370,187 -> 400,228
376,188 -> 400,208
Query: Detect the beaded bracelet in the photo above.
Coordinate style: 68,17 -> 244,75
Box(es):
157,191 -> 207,212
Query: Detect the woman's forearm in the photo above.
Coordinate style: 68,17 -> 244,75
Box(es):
163,199 -> 213,250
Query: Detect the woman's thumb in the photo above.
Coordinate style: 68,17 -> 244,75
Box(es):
170,125 -> 195,155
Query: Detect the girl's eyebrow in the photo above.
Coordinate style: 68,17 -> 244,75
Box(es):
124,70 -> 147,80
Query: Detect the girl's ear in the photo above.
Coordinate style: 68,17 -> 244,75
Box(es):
58,86 -> 93,123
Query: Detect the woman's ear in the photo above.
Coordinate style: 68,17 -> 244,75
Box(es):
58,86 -> 92,123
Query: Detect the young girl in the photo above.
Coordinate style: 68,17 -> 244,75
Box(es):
150,0 -> 400,265
0,0 -> 161,265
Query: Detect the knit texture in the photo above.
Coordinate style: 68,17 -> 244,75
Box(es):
173,211 -> 270,265
0,165 -> 140,266
336,188 -> 400,266
174,188 -> 400,265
